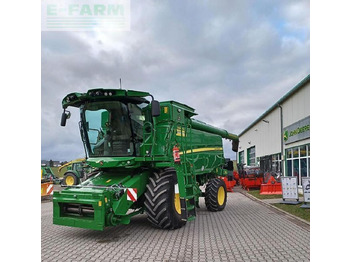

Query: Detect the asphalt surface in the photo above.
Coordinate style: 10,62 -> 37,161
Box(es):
41,188 -> 310,262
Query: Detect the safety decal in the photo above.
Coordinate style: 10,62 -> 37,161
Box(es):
127,188 -> 137,202
47,184 -> 54,195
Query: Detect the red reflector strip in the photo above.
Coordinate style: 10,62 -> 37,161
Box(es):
127,188 -> 137,202
47,184 -> 54,195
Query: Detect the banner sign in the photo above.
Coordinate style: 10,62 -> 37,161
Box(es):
302,177 -> 310,203
283,116 -> 310,145
281,176 -> 298,200
42,0 -> 131,31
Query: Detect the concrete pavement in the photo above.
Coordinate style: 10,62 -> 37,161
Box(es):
42,190 -> 309,261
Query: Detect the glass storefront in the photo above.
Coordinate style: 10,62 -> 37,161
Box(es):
260,153 -> 281,173
285,144 -> 310,185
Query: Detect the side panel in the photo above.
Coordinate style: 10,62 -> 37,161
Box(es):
180,128 -> 224,176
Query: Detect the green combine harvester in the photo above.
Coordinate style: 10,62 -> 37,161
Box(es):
53,88 -> 239,230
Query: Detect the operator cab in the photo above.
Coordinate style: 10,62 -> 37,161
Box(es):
83,101 -> 146,157
60,88 -> 161,159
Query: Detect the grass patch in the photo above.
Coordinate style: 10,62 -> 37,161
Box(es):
247,189 -> 309,222
273,203 -> 310,222
247,189 -> 282,200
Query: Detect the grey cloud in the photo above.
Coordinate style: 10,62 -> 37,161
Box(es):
42,0 -> 309,161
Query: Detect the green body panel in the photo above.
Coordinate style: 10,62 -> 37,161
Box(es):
54,89 -> 239,230
53,169 -> 150,230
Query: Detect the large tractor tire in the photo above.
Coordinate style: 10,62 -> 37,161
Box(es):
144,168 -> 186,229
205,178 -> 227,212
62,172 -> 79,186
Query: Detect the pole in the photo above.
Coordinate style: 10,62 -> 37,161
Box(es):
278,104 -> 284,176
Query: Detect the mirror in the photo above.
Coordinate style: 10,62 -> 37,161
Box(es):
151,100 -> 160,117
60,110 -> 71,126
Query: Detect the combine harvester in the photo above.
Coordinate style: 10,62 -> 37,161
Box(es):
53,88 -> 239,230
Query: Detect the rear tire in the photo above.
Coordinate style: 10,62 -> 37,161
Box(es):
205,178 -> 227,212
62,172 -> 79,186
144,168 -> 186,229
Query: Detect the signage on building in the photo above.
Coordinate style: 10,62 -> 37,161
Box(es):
302,177 -> 310,203
283,116 -> 310,145
281,177 -> 299,200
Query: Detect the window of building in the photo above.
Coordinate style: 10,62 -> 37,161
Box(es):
239,151 -> 244,164
247,146 -> 256,166
286,144 -> 310,185
260,153 -> 281,173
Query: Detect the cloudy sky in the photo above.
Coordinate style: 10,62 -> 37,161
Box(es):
41,0 -> 310,162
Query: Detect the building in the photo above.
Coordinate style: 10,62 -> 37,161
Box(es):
41,160 -> 61,167
238,75 -> 310,187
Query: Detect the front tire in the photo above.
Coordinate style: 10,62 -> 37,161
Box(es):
205,178 -> 227,212
144,168 -> 186,229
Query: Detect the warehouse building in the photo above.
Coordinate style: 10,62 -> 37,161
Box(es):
238,75 -> 310,187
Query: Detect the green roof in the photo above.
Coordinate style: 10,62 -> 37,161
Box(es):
239,74 -> 310,137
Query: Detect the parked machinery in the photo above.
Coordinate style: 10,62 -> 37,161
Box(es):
41,166 -> 61,184
219,159 -> 236,192
41,167 -> 54,197
53,88 -> 239,230
238,164 -> 264,191
260,172 -> 282,195
59,158 -> 94,186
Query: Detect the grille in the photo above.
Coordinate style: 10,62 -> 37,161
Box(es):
61,203 -> 94,218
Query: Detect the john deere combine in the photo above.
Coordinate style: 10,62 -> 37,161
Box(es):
53,88 -> 238,230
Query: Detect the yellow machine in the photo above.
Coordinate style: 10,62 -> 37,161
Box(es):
41,168 -> 54,197
59,158 -> 90,186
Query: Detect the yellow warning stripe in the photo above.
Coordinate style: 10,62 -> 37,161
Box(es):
179,147 -> 223,155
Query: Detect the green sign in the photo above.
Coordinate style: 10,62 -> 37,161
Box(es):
283,116 -> 310,144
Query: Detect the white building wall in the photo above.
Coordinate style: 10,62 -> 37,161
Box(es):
282,83 -> 310,127
238,80 -> 310,165
238,108 -> 281,161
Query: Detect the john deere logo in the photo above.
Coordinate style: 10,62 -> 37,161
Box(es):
283,130 -> 289,141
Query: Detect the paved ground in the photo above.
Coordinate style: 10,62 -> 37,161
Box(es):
42,189 -> 310,262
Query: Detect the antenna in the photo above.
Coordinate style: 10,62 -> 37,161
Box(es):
119,78 -> 122,89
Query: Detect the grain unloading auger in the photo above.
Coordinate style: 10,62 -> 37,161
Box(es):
53,88 -> 239,230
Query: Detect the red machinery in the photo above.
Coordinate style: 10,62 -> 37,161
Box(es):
233,170 -> 240,185
239,166 -> 264,191
219,175 -> 236,192
219,160 -> 236,192
260,172 -> 282,195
